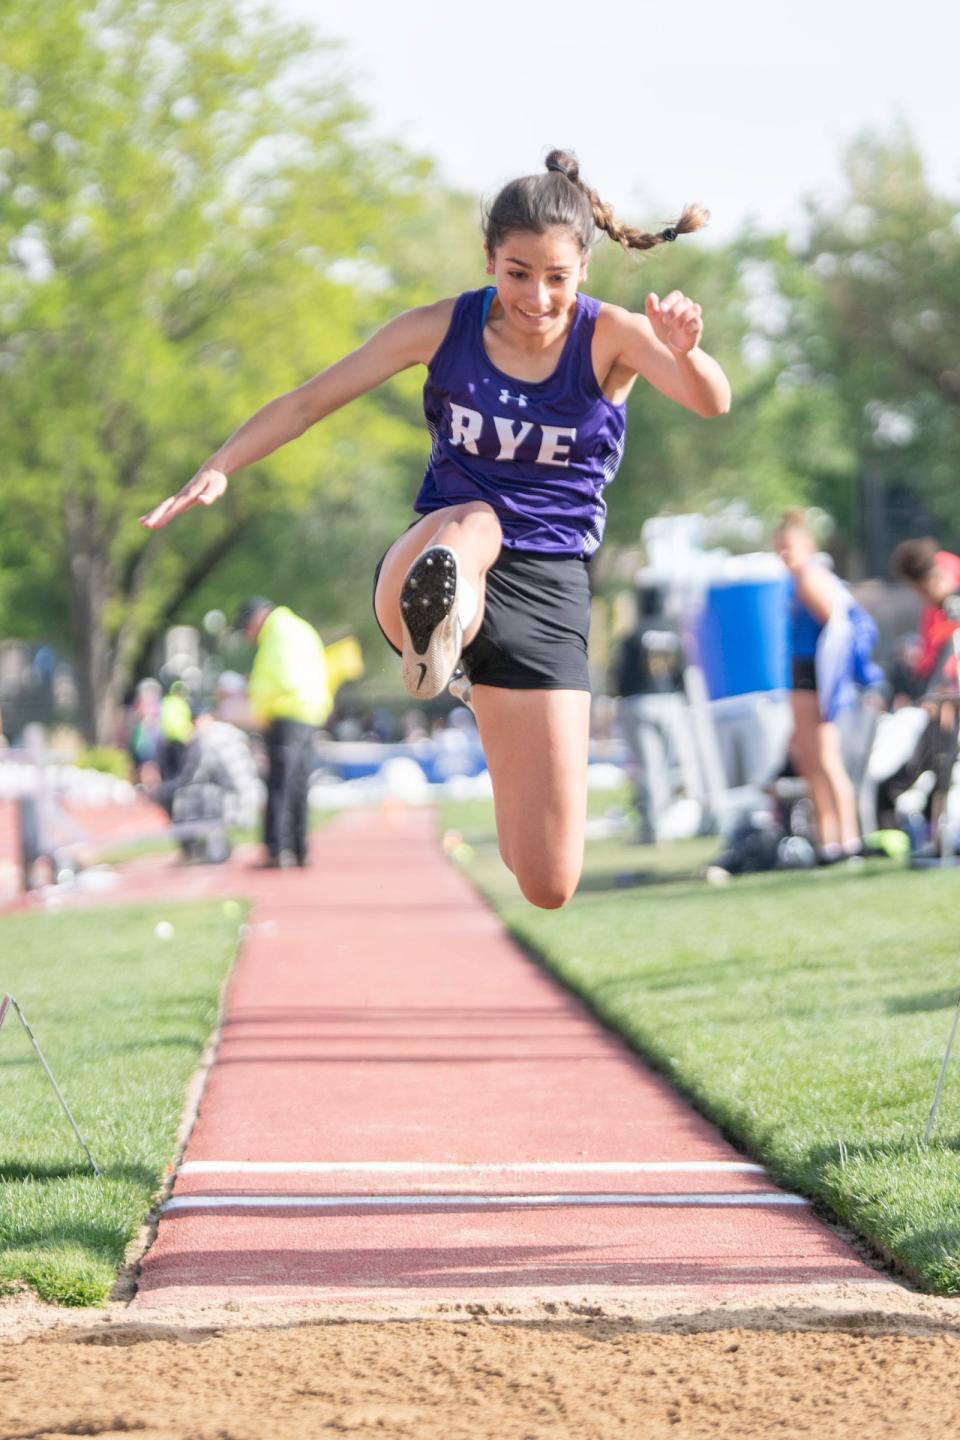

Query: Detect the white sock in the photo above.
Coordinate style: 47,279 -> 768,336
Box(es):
457,578 -> 478,631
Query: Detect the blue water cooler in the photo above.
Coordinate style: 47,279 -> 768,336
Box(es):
689,570 -> 792,790
695,574 -> 790,699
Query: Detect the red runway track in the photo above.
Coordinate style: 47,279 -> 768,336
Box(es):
108,807 -> 884,1309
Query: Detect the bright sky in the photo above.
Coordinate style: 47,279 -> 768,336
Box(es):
274,0 -> 960,243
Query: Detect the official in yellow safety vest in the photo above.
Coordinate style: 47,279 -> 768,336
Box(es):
158,679 -> 194,782
236,597 -> 332,869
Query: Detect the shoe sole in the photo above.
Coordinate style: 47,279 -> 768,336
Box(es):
400,546 -> 462,699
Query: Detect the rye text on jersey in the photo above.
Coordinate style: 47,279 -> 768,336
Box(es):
448,403 -> 577,467
415,288 -> 627,557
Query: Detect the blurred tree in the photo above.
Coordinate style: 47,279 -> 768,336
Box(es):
584,224 -> 845,587
752,128 -> 960,570
0,0 -> 458,739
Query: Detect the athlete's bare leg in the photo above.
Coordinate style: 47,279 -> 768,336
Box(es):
790,692 -> 859,849
472,686 -> 591,909
374,502 -> 502,653
816,719 -> 861,847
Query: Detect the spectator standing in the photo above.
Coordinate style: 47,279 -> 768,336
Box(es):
611,584 -> 691,843
774,510 -> 874,862
158,679 -> 194,781
238,597 -> 332,869
128,677 -> 162,784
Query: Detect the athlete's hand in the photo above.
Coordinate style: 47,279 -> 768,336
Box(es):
645,291 -> 703,355
139,467 -> 229,530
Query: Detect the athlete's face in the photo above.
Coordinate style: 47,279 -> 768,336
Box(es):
487,228 -> 587,334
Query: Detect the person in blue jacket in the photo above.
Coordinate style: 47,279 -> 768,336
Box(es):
774,509 -> 879,861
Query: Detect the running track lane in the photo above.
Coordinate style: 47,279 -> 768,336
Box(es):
133,808 -> 883,1307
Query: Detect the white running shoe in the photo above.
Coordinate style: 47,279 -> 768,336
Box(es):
400,545 -> 463,699
447,668 -> 474,712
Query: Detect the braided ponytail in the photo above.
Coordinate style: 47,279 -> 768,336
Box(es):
484,148 -> 709,255
544,149 -> 708,251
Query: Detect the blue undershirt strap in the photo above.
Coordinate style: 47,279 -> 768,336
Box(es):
480,287 -> 496,326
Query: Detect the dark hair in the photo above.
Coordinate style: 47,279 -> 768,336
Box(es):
892,537 -> 938,584
483,149 -> 709,256
234,596 -> 274,629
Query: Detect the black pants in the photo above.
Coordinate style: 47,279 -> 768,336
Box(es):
158,737 -> 188,782
264,720 -> 316,859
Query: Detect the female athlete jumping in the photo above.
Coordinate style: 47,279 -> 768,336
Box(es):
141,150 -> 731,908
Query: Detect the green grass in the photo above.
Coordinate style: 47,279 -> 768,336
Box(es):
440,795 -> 960,1294
438,782 -> 635,843
0,901 -> 242,1305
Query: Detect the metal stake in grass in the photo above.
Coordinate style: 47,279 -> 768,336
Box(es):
923,989 -> 960,1146
0,993 -> 101,1176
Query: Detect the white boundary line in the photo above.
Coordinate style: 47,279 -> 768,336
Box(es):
180,1160 -> 767,1176
163,1192 -> 807,1212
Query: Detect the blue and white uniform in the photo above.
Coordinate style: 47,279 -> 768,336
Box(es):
789,577 -> 824,694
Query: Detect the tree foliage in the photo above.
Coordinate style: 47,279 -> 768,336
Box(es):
0,0 -> 458,737
753,129 -> 960,561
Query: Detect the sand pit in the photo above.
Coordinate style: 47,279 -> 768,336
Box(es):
4,1292 -> 960,1439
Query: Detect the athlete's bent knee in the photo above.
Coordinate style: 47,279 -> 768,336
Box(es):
516,870 -> 579,910
440,499 -> 500,530
462,502 -> 502,541
460,499 -> 499,521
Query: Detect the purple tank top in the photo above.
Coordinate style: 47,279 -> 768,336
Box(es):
414,288 -> 627,558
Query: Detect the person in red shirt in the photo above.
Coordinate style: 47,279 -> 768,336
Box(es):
891,540 -> 960,846
891,540 -> 960,691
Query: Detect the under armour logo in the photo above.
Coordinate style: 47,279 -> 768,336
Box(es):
498,389 -> 528,407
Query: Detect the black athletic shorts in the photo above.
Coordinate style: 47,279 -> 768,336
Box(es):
791,656 -> 818,692
372,540 -> 592,692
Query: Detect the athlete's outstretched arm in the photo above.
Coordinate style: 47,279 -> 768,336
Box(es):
603,293 -> 731,419
140,300 -> 454,529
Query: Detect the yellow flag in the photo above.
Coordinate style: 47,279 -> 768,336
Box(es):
325,635 -> 364,696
